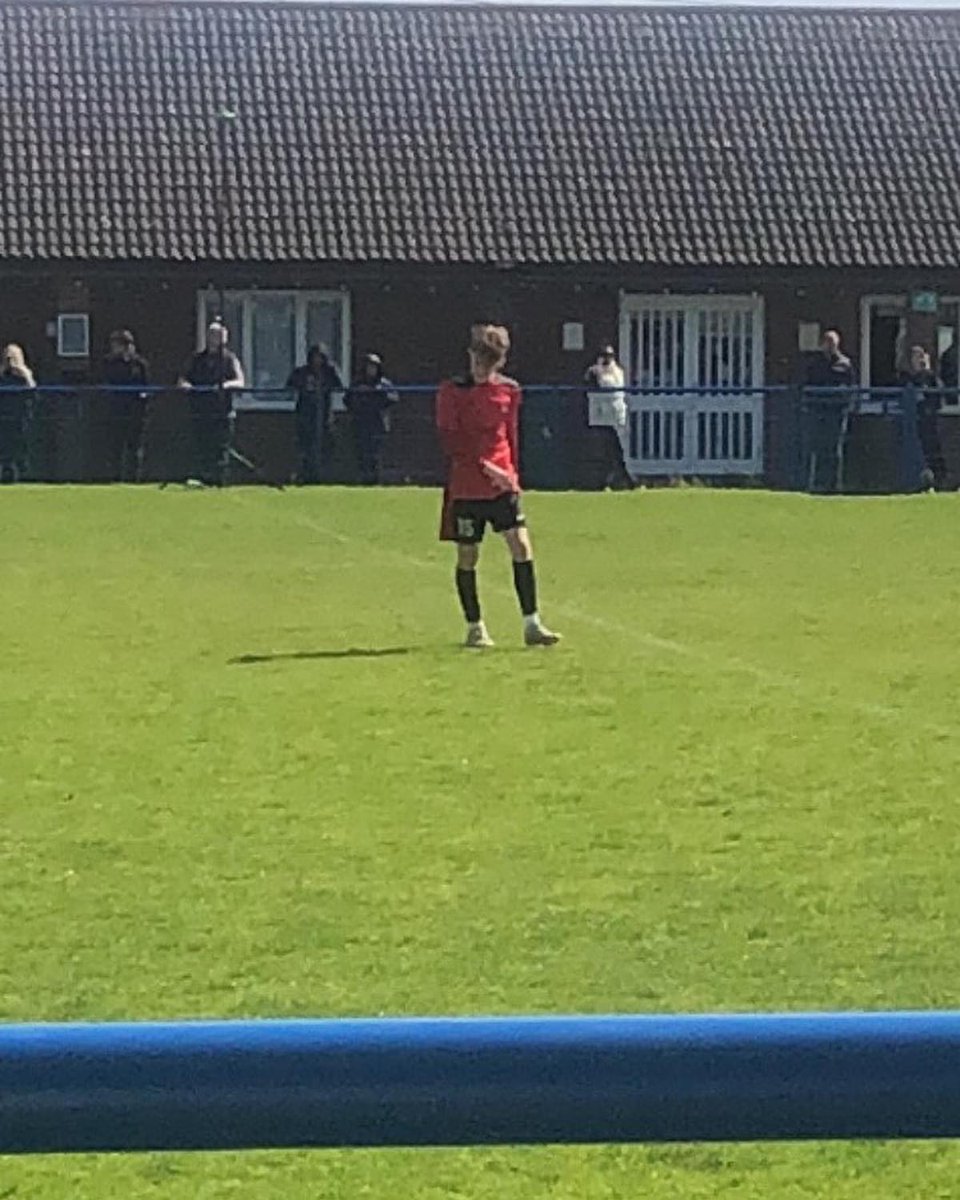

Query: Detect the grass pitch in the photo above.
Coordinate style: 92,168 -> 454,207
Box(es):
2,485 -> 960,1198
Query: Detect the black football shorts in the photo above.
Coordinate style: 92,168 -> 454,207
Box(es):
451,493 -> 525,544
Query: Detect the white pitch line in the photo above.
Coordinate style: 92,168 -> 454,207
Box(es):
233,493 -> 956,742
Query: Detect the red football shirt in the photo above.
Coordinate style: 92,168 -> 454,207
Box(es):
436,374 -> 522,501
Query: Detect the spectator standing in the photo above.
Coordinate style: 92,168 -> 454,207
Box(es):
899,345 -> 944,490
177,321 -> 245,486
344,352 -> 397,485
102,329 -> 150,482
804,329 -> 857,492
0,343 -> 35,483
806,329 -> 856,388
287,345 -> 342,484
584,344 -> 634,490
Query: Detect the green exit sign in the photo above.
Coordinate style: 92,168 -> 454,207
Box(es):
910,290 -> 939,314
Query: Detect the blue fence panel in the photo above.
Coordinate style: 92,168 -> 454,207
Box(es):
2,384 -> 957,491
799,385 -> 958,494
3,1012 -> 960,1155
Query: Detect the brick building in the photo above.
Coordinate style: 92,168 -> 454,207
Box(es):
1,2 -> 959,483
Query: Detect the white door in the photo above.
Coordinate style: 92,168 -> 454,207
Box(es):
619,295 -> 765,475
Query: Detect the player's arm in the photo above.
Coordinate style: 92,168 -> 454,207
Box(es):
481,383 -> 521,493
506,384 -> 521,483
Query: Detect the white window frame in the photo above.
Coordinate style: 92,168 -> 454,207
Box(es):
617,293 -> 766,476
859,294 -> 906,390
57,313 -> 90,358
618,293 -> 766,390
195,289 -> 351,411
860,293 -> 960,411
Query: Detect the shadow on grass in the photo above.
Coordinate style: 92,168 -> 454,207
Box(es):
229,647 -> 413,666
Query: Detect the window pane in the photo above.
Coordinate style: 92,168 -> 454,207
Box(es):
58,315 -> 89,356
307,299 -> 344,376
938,301 -> 958,371
251,295 -> 296,389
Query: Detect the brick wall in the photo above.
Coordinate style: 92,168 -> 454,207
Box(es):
3,261 -> 960,487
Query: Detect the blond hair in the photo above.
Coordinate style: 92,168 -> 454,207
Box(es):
470,324 -> 510,370
2,343 -> 35,386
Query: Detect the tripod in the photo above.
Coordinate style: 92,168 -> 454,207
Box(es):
223,412 -> 285,490
160,401 -> 285,491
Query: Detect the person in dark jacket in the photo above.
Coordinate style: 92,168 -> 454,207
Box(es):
899,344 -> 944,490
287,345 -> 342,484
344,353 -> 397,485
0,343 -> 34,483
102,329 -> 150,482
177,321 -> 245,486
806,329 -> 856,388
804,329 -> 857,492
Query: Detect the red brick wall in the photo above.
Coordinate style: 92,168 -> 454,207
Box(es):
3,261 -> 959,486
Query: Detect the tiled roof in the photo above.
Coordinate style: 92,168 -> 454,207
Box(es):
2,2 -> 960,266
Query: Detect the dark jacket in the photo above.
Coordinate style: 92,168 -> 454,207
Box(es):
0,366 -> 33,390
806,351 -> 856,388
182,349 -> 243,389
0,367 -> 31,461
287,359 -> 342,422
898,369 -> 939,390
345,366 -> 397,432
103,352 -> 149,388
899,369 -> 941,420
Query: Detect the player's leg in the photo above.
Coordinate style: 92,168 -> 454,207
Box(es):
500,509 -> 561,647
453,504 -> 494,648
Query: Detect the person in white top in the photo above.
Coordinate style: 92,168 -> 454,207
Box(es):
584,345 -> 634,490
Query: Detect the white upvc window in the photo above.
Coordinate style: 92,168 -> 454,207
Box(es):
57,313 -> 90,358
619,294 -> 765,392
617,294 -> 766,476
860,295 -> 959,408
196,289 -> 351,409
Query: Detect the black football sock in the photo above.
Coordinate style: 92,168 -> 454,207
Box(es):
456,568 -> 482,624
512,559 -> 538,617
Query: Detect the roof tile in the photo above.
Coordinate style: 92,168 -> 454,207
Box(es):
1,3 -> 960,266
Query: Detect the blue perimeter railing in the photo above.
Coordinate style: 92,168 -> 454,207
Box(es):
2,383 -> 957,491
3,1012 -> 960,1155
0,382 -> 955,393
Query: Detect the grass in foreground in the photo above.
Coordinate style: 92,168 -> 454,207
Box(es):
2,485 -> 960,1198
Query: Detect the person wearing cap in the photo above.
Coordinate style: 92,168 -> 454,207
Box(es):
584,344 -> 633,490
344,352 -> 398,485
102,329 -> 150,482
287,345 -> 342,484
177,321 -> 245,486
